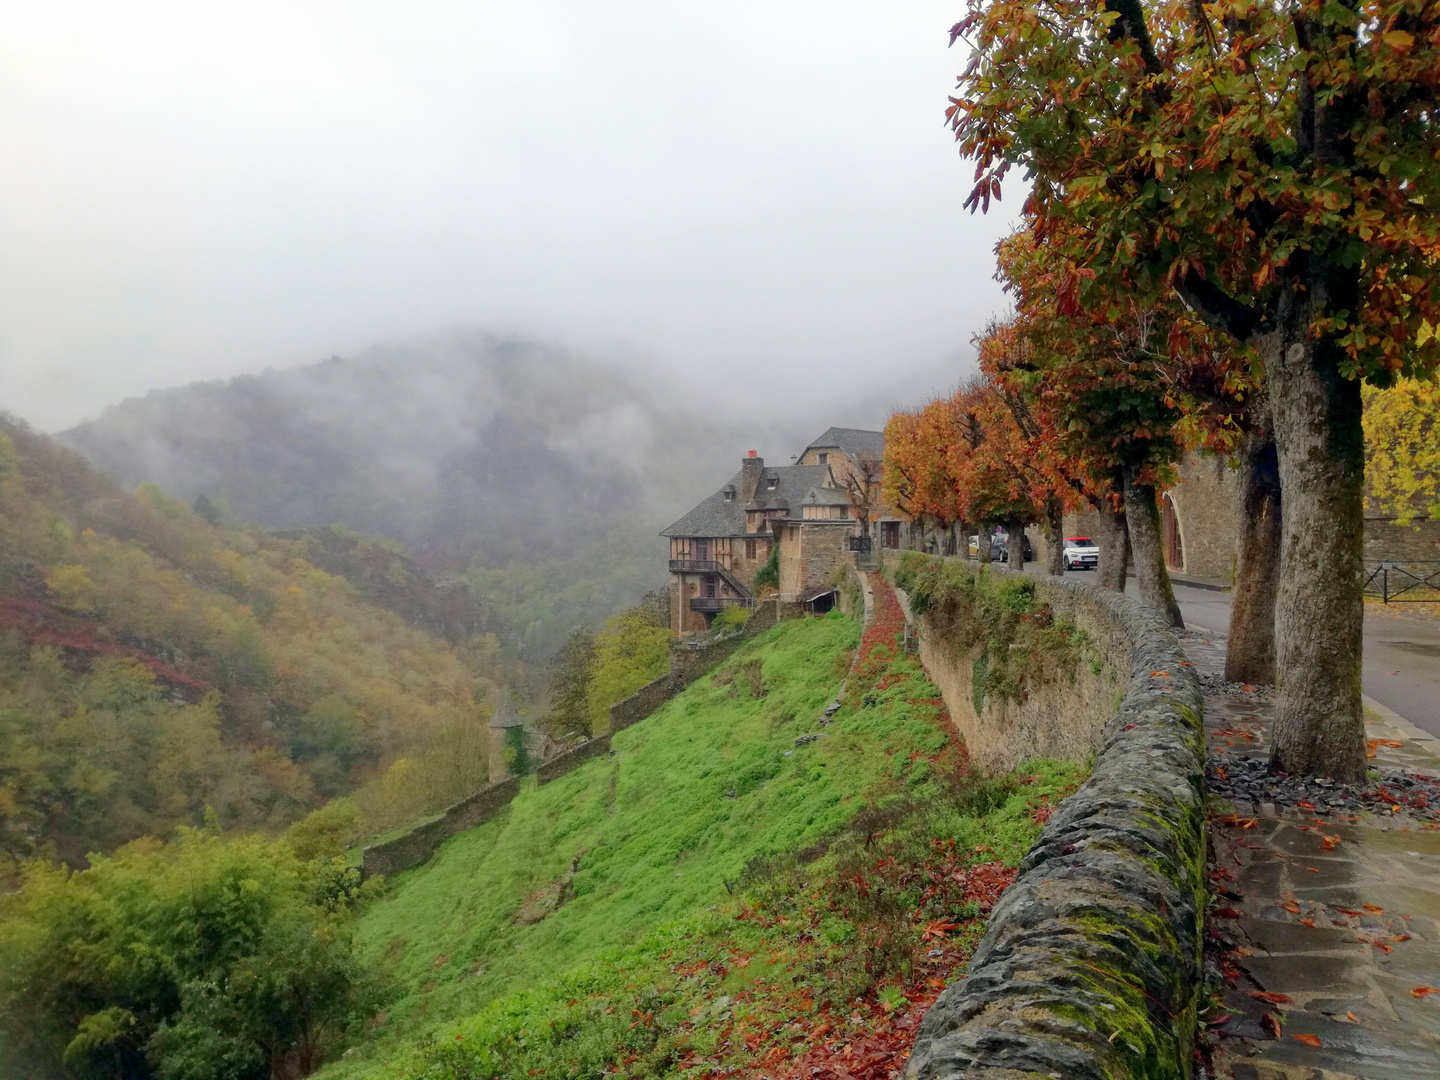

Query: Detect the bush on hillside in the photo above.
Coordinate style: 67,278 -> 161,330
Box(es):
0,829 -> 385,1080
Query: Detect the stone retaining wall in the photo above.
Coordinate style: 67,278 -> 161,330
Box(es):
535,734 -> 613,785
361,775 -> 520,879
890,553 -> 1209,1080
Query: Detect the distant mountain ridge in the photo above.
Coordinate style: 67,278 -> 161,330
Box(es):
60,331 -> 814,654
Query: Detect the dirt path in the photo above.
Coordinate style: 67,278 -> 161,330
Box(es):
1189,630 -> 1440,1080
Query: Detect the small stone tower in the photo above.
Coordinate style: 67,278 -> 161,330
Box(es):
487,688 -> 525,784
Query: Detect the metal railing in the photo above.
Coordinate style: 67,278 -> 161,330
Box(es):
848,535 -> 873,552
1363,561 -> 1440,603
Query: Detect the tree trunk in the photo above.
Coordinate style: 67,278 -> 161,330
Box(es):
976,527 -> 993,564
1225,425 -> 1281,684
1263,315 -> 1367,781
1123,464 -> 1184,628
1094,480 -> 1130,591
1043,495 -> 1064,576
1006,517 -> 1026,569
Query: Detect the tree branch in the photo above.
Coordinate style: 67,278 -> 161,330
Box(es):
1174,268 -> 1263,343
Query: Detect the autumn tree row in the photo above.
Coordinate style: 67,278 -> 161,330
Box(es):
890,0 -> 1440,780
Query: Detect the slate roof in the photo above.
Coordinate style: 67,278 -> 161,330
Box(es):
802,486 -> 851,507
804,426 -> 885,460
488,688 -> 524,729
661,464 -> 834,538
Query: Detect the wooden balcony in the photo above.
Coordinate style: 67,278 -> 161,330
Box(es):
669,559 -> 724,573
688,596 -> 752,613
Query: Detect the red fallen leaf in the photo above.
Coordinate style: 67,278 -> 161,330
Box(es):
1297,800 -> 1316,809
1262,1013 -> 1283,1039
1335,907 -> 1363,916
1281,900 -> 1302,914
1207,1014 -> 1231,1026
1292,1033 -> 1323,1048
1388,934 -> 1412,942
1300,918 -> 1317,928
1306,867 -> 1320,873
1240,684 -> 1256,692
1362,903 -> 1384,913
1346,1010 -> 1359,1022
1374,941 -> 1394,954
921,920 -> 960,940
1320,834 -> 1342,850
1213,907 -> 1243,918
1150,670 -> 1171,677
811,1020 -> 834,1039
1250,991 -> 1291,1004
1412,986 -> 1440,998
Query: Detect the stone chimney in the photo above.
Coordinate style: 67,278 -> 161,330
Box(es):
740,450 -> 764,505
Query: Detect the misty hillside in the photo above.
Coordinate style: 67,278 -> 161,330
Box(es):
61,331 -> 813,654
0,416 -> 507,871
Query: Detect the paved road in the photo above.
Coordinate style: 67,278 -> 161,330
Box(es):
1038,567 -> 1440,740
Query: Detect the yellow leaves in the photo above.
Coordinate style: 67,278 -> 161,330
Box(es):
44,564 -> 98,612
1383,30 -> 1415,52
1363,379 -> 1440,526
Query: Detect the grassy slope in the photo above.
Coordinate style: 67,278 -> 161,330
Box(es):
342,614 -> 876,1064
332,600 -> 1083,1079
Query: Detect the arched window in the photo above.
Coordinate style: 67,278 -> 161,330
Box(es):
1162,494 -> 1184,572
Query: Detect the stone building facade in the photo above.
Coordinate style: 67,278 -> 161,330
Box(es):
660,427 -> 888,636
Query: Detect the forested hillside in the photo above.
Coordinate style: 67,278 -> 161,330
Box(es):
60,332 -> 813,656
0,416 -> 504,873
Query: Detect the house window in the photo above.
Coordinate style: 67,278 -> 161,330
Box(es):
746,539 -> 757,559
722,486 -> 735,501
767,476 -> 779,490
818,452 -> 828,465
703,576 -> 717,598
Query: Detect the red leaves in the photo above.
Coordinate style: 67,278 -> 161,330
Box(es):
1411,986 -> 1440,998
1292,1033 -> 1324,1048
1262,1012 -> 1284,1039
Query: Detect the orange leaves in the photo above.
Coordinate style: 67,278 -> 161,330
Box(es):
920,920 -> 961,941
1412,986 -> 1440,998
1292,1033 -> 1324,1048
1262,1012 -> 1284,1039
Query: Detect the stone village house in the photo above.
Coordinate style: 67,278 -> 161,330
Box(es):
660,428 -> 901,636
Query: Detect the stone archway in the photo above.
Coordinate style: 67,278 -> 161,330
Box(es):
1162,493 -> 1185,573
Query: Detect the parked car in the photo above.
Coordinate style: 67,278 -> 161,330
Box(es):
1062,536 -> 1100,571
994,531 -> 1034,563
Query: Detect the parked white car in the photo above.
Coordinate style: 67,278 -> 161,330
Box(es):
1062,536 -> 1100,571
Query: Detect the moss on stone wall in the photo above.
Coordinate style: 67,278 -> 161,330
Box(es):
892,551 -> 1091,711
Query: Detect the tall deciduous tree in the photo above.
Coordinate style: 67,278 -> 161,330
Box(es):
948,0 -> 1440,777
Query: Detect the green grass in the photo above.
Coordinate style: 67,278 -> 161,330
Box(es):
318,602 -> 1087,1079
330,613 -> 887,1068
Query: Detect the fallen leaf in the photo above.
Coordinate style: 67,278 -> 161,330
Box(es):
1300,918 -> 1317,928
1346,1010 -> 1359,1022
1206,1014 -> 1231,1027
1412,986 -> 1440,998
1388,934 -> 1412,942
1250,991 -> 1291,1004
1213,907 -> 1243,918
1150,670 -> 1171,677
1262,1012 -> 1283,1039
1281,900 -> 1301,914
1307,867 -> 1320,873
1320,834 -> 1342,850
1336,907 -> 1363,916
1362,904 -> 1384,913
1292,1033 -> 1323,1048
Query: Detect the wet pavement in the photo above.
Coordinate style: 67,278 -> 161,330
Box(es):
1187,631 -> 1440,1080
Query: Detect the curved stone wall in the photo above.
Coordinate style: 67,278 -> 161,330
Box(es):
891,555 -> 1209,1080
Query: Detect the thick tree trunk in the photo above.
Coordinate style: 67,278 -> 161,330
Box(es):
1043,495 -> 1064,576
1226,425 -> 1281,684
1123,464 -> 1185,628
1006,517 -> 1026,569
1263,317 -> 1367,781
976,526 -> 993,564
1094,481 -> 1130,591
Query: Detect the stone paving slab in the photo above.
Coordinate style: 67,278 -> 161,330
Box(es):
1183,631 -> 1440,1080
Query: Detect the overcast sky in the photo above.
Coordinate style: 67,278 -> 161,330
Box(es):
1,2 -> 1019,432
